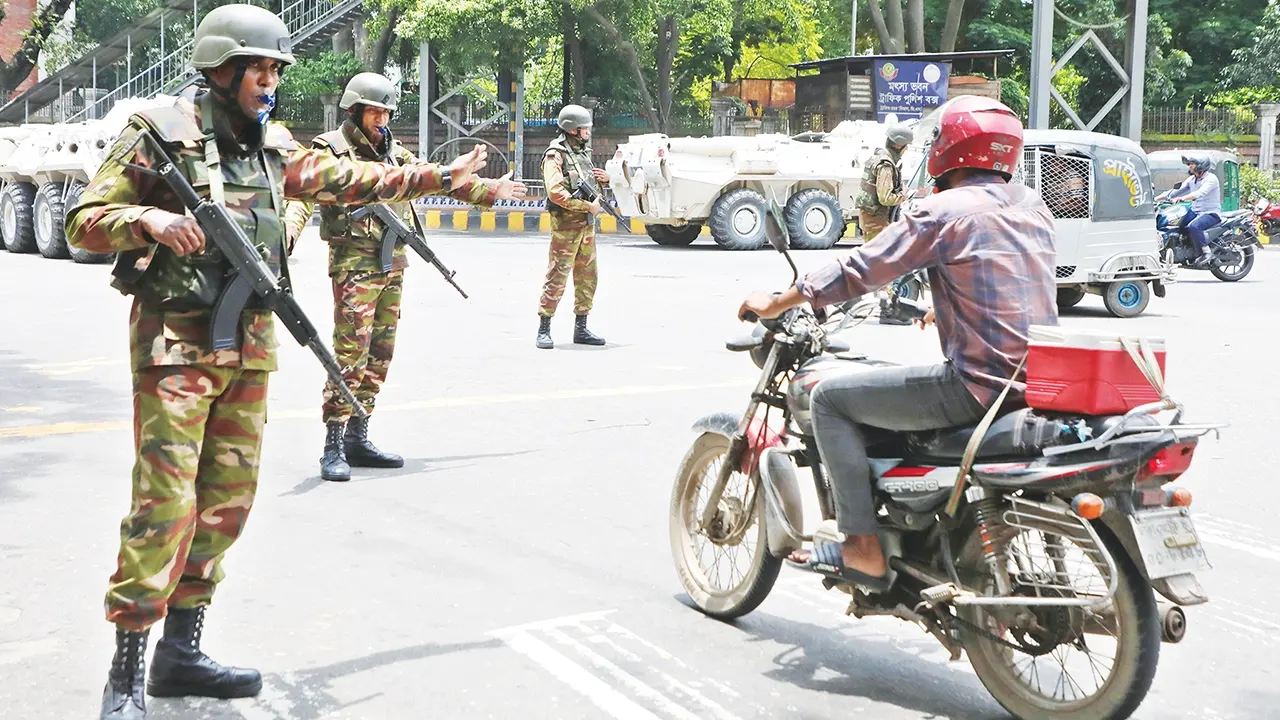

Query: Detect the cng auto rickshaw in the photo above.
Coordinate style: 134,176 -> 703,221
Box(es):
1015,130 -> 1173,318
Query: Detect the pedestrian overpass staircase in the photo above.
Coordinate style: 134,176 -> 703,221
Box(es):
0,0 -> 363,124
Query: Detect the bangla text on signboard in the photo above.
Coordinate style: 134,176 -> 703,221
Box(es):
873,60 -> 950,122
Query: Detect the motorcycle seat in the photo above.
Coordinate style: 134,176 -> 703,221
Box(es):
901,408 -> 1134,461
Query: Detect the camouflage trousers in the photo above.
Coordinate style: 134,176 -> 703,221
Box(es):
106,365 -> 268,631
322,268 -> 403,423
538,220 -> 597,317
858,210 -> 891,243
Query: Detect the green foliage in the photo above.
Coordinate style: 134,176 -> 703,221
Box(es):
1239,161 -> 1280,202
1223,0 -> 1280,92
999,77 -> 1028,119
278,51 -> 365,105
1208,86 -> 1280,107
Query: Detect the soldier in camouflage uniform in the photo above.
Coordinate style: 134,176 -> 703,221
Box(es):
284,73 -> 523,482
855,122 -> 916,325
536,104 -> 607,349
65,7 -> 497,719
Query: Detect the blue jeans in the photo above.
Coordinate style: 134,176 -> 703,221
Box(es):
1183,208 -> 1220,249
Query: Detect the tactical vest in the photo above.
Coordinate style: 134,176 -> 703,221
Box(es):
312,122 -> 410,248
545,136 -> 594,216
857,147 -> 902,215
111,94 -> 291,310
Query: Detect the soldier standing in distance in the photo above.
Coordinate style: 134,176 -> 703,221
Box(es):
284,72 -> 525,483
66,6 -> 499,719
536,104 -> 607,349
855,122 -> 916,325
856,122 -> 915,243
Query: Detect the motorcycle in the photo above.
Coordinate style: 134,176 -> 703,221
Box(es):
1155,201 -> 1259,282
669,210 -> 1221,720
1253,197 -> 1280,238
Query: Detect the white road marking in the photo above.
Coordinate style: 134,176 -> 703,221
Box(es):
489,612 -> 745,720
1198,531 -> 1280,563
499,626 -> 660,720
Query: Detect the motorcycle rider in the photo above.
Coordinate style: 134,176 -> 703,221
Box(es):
1155,154 -> 1220,267
738,96 -> 1058,588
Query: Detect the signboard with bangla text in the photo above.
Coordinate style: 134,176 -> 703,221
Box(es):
873,60 -> 950,122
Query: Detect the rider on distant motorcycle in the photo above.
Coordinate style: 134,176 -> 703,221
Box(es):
1155,154 -> 1220,267
738,97 -> 1058,589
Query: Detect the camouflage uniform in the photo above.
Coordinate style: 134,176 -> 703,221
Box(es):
540,136 -> 598,317
283,119 -> 496,424
856,146 -> 906,243
66,95 -> 469,632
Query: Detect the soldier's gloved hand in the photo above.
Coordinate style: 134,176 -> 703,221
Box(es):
491,171 -> 529,201
448,144 -> 488,190
141,209 -> 205,256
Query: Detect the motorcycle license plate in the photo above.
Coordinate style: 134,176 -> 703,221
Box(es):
1129,508 -> 1211,580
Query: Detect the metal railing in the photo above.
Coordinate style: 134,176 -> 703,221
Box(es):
1142,107 -> 1258,138
66,0 -> 362,123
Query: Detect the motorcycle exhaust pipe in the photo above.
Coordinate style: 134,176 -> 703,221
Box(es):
1083,600 -> 1186,644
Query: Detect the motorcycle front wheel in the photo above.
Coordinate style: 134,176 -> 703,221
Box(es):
958,516 -> 1160,720
669,431 -> 781,619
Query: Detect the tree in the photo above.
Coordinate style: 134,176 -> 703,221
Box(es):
0,0 -> 76,97
1223,0 -> 1280,91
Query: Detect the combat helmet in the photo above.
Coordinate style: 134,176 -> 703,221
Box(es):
886,122 -> 915,147
192,4 -> 295,69
557,104 -> 593,132
340,72 -> 399,111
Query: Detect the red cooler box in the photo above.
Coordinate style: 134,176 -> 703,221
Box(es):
1024,326 -> 1166,415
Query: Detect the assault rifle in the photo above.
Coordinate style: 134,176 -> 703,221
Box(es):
571,179 -> 630,231
349,203 -> 468,299
124,130 -> 366,418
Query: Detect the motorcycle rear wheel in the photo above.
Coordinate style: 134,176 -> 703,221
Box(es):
1209,243 -> 1255,282
958,517 -> 1160,720
669,431 -> 781,619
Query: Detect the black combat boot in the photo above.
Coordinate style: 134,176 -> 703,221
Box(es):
573,315 -> 606,346
344,415 -> 404,468
320,421 -> 351,482
536,315 -> 553,349
147,606 -> 262,699
100,627 -> 148,719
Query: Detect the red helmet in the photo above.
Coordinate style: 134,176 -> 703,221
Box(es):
925,96 -> 1023,181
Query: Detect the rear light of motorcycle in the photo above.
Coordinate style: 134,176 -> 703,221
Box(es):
1137,441 -> 1197,483
1169,487 -> 1193,507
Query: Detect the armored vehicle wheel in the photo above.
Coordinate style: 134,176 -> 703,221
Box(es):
646,223 -> 701,246
709,188 -> 768,250
1057,285 -> 1086,309
2,181 -> 38,254
1102,280 -> 1149,318
35,182 -> 70,259
784,189 -> 843,250
63,182 -> 113,264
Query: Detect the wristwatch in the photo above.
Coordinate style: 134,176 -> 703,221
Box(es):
440,168 -> 452,194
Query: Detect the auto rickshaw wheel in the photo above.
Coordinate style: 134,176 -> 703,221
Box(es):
1056,286 -> 1086,309
1103,280 -> 1150,318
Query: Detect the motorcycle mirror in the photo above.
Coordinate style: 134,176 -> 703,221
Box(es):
764,206 -> 788,253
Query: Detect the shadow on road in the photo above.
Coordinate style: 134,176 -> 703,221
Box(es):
714,606 -> 1008,720
148,638 -> 504,719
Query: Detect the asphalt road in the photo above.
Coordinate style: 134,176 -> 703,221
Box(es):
0,231 -> 1276,720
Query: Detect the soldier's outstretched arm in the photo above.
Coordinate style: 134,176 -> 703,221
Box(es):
66,125 -> 166,255
543,153 -> 594,213
282,142 -> 487,206
282,198 -> 315,254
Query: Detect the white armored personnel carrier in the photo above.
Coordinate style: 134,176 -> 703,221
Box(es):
605,120 -> 926,250
0,95 -> 179,263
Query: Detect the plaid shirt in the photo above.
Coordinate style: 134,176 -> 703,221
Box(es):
796,175 -> 1059,406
